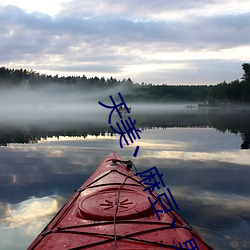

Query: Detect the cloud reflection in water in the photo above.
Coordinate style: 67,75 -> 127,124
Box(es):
0,127 -> 249,249
0,196 -> 61,250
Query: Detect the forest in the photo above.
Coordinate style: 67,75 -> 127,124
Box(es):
0,63 -> 250,104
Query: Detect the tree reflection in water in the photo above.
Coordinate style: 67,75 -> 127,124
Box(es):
0,109 -> 250,149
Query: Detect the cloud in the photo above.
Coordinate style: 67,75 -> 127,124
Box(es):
3,4 -> 249,48
0,1 -> 250,84
58,0 -> 243,19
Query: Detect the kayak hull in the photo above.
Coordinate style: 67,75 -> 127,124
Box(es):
28,152 -> 213,249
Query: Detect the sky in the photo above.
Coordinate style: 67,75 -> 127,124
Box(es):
0,0 -> 250,85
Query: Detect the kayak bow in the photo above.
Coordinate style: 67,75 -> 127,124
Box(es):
28,152 -> 213,249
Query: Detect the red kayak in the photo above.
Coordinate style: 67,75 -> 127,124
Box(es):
28,152 -> 214,249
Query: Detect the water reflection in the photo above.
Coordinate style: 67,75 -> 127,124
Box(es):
0,108 -> 250,149
0,196 -> 63,250
0,110 -> 250,249
0,196 -> 59,228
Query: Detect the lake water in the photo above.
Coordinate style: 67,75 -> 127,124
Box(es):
0,105 -> 250,249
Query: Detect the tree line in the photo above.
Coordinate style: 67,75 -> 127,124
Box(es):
0,63 -> 249,104
208,63 -> 250,105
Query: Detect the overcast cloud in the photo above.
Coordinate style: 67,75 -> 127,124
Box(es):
0,0 -> 250,84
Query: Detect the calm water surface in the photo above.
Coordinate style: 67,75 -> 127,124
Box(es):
0,107 -> 250,249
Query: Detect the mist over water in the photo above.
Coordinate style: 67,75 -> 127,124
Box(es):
1,84 -> 250,149
0,84 -> 198,125
0,85 -> 103,122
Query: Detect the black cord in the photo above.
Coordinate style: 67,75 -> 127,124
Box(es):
111,159 -> 138,173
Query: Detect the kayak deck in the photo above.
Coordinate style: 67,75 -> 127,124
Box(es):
28,152 -> 213,249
